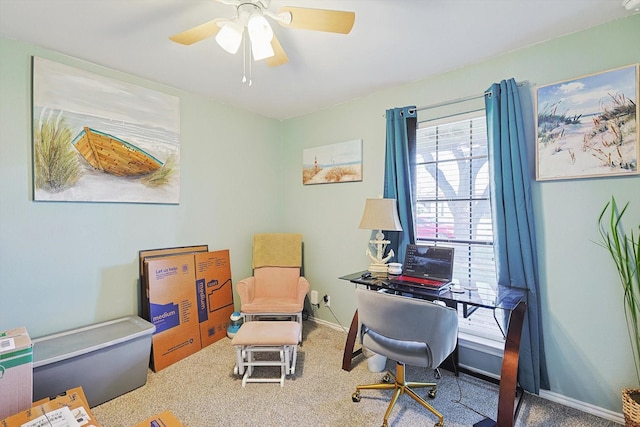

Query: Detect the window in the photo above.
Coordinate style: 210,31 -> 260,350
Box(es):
414,114 -> 505,343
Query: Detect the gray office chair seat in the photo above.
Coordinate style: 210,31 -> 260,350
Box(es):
351,288 -> 458,427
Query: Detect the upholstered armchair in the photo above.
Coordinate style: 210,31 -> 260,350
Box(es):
236,233 -> 309,340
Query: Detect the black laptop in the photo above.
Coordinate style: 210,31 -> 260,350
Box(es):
389,244 -> 455,291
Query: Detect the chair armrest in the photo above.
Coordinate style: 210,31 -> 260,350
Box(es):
237,276 -> 256,304
297,276 -> 310,304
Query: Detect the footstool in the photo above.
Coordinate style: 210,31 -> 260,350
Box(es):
231,321 -> 301,387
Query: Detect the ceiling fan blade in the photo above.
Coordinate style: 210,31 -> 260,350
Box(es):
277,7 -> 355,34
169,19 -> 224,45
266,33 -> 289,67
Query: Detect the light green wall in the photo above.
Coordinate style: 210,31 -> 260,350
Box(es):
281,14 -> 640,415
1,13 -> 639,417
0,38 -> 283,337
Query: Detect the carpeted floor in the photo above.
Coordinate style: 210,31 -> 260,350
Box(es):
92,320 -> 618,426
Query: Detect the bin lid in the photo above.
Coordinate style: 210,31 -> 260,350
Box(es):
32,315 -> 155,367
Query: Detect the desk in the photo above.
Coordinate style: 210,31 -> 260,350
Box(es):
340,271 -> 527,427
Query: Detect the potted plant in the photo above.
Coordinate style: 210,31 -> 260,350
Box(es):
597,196 -> 640,426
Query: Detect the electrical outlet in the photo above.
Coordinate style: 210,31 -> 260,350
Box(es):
323,294 -> 331,308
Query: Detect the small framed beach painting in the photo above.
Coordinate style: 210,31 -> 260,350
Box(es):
535,64 -> 639,181
31,56 -> 181,203
303,139 -> 363,185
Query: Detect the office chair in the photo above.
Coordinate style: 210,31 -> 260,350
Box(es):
351,288 -> 458,427
236,233 -> 309,341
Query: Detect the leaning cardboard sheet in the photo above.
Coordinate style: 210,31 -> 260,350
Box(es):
143,249 -> 234,371
0,387 -> 100,427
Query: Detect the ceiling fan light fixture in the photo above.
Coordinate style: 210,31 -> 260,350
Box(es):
215,20 -> 244,54
251,38 -> 275,61
273,11 -> 292,25
170,3 -> 354,69
247,14 -> 275,60
247,14 -> 273,43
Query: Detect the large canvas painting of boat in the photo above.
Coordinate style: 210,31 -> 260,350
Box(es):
32,56 -> 180,203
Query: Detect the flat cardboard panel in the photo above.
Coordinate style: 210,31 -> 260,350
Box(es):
134,410 -> 184,427
0,327 -> 33,420
145,254 -> 202,372
139,245 -> 208,320
194,250 -> 235,348
1,387 -> 99,427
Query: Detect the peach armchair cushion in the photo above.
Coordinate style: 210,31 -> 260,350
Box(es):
237,267 -> 310,314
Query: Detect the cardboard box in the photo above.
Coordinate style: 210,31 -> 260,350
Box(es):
134,410 -> 184,427
0,327 -> 33,420
1,386 -> 99,427
145,254 -> 202,372
195,250 -> 235,348
139,245 -> 209,320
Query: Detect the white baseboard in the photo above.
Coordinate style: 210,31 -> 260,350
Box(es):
539,389 -> 624,425
458,363 -> 500,381
308,316 -> 625,425
308,315 -> 346,333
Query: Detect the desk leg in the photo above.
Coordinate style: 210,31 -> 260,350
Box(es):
474,300 -> 526,427
342,310 -> 362,371
496,300 -> 526,427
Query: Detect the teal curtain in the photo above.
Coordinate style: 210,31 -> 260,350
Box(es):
383,106 -> 417,264
485,79 -> 548,393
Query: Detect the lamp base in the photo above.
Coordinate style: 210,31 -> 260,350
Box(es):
368,263 -> 389,273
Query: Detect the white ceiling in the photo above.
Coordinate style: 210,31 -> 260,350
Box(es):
0,0 -> 635,120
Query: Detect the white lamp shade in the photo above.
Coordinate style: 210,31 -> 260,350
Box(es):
251,38 -> 275,60
248,14 -> 274,60
359,198 -> 403,231
215,20 -> 243,54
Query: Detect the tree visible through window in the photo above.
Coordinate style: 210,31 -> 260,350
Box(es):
415,115 -> 504,342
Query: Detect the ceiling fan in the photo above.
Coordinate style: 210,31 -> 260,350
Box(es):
169,0 -> 355,67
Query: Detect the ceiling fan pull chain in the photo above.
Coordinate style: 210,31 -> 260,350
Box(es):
242,36 -> 247,83
249,43 -> 253,86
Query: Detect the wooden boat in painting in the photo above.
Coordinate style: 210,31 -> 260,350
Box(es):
72,127 -> 163,177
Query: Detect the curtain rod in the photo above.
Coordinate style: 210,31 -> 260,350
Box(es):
403,80 -> 530,115
409,93 -> 484,115
417,107 -> 486,125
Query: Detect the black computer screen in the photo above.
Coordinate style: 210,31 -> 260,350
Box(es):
402,245 -> 454,280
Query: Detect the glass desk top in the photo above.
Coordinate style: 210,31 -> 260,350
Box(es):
340,271 -> 527,312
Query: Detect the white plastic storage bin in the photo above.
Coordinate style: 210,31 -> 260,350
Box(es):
32,315 -> 155,407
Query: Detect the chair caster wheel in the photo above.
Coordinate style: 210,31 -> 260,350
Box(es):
434,421 -> 444,427
352,391 -> 361,402
428,388 -> 437,399
382,422 -> 388,427
382,373 -> 391,383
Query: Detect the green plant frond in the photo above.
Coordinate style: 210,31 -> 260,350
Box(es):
598,196 -> 640,385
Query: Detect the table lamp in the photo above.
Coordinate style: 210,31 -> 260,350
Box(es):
359,198 -> 403,273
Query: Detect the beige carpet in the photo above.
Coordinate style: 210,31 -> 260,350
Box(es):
92,320 -> 617,426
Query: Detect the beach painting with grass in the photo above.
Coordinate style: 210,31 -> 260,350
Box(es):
535,64 -> 638,181
32,56 -> 180,203
303,139 -> 362,185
